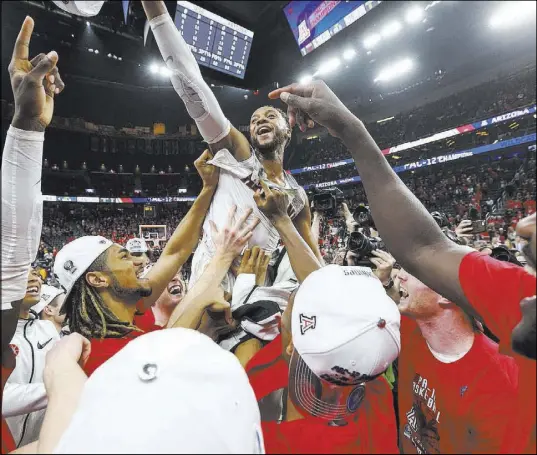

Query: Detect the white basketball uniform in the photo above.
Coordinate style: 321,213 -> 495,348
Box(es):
189,148 -> 307,293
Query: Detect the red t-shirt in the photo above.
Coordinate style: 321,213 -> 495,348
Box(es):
247,335 -> 398,454
459,251 -> 536,454
83,308 -> 161,376
1,362 -> 16,454
398,317 -> 518,454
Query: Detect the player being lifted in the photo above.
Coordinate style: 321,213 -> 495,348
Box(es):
141,1 -> 322,293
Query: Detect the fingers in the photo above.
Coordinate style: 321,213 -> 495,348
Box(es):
12,16 -> 34,64
79,336 -> 91,367
226,205 -> 237,226
29,51 -> 58,83
249,246 -> 261,265
260,180 -> 272,198
241,248 -> 251,266
239,217 -> 260,239
235,207 -> 254,231
369,257 -> 382,268
29,54 -> 65,95
209,220 -> 219,237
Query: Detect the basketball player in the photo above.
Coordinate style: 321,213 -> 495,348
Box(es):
141,1 -> 321,293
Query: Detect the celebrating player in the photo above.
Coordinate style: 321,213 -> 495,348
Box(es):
141,1 -> 322,293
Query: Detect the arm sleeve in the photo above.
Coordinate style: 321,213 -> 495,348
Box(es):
1,126 -> 44,310
149,13 -> 231,144
459,251 -> 536,346
1,382 -> 48,418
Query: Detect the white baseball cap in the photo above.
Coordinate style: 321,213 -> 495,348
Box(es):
53,236 -> 114,298
51,0 -> 105,17
54,328 -> 265,454
289,265 -> 401,420
126,238 -> 149,254
33,284 -> 65,314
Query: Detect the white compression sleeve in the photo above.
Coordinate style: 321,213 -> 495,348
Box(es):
1,126 -> 44,309
149,13 -> 231,144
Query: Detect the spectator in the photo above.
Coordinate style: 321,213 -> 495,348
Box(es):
4,269 -> 60,447
271,79 -> 536,454
35,284 -> 68,336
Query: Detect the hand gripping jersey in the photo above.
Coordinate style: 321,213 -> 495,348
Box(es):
190,149 -> 306,292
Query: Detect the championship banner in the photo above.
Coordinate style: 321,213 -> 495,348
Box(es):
303,133 -> 536,190
288,104 -> 536,175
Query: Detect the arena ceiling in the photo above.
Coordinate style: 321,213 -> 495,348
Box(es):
1,1 -> 536,127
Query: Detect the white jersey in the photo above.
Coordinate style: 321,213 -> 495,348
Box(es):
190,149 -> 307,291
3,316 -> 60,447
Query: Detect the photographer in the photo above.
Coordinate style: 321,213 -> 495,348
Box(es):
271,79 -> 536,454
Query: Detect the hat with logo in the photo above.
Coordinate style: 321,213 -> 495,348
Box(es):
51,1 -> 104,17
33,284 -> 65,314
54,328 -> 265,454
126,237 -> 149,254
289,265 -> 401,420
53,236 -> 114,298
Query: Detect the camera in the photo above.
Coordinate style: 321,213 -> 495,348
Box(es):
345,231 -> 386,267
352,204 -> 375,228
311,188 -> 345,217
468,207 -> 487,234
489,245 -> 523,266
431,211 -> 450,229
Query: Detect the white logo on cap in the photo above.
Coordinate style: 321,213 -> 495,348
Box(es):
63,260 -> 77,274
299,313 -> 316,335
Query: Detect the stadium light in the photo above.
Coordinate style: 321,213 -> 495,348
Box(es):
374,58 -> 414,83
159,66 -> 172,77
299,74 -> 313,84
317,57 -> 341,75
405,6 -> 425,24
86,21 -> 90,26
363,33 -> 381,49
343,48 -> 356,61
94,49 -> 99,54
381,21 -> 402,38
107,53 -> 112,58
490,1 -> 536,28
150,63 -> 159,74
88,48 -> 94,53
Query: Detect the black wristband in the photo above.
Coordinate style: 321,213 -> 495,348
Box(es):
383,278 -> 394,290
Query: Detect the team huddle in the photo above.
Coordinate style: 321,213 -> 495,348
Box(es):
1,1 -> 536,454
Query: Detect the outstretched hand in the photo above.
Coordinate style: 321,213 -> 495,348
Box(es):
268,80 -> 357,139
9,16 -> 65,132
210,205 -> 260,261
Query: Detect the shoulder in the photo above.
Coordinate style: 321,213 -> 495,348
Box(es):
37,320 -> 61,339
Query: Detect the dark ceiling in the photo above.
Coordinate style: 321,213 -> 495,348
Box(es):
1,1 -> 535,128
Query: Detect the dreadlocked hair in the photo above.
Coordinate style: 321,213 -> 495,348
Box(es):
62,251 -> 143,340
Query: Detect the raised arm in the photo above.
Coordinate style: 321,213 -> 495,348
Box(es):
142,150 -> 218,309
141,1 -> 251,160
2,17 -> 65,358
292,198 -> 324,263
167,206 -> 260,329
269,81 -> 476,314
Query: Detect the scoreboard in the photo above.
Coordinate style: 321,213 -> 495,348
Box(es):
174,1 -> 254,79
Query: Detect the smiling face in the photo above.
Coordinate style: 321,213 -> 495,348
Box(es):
155,272 -> 186,309
22,268 -> 42,310
249,106 -> 291,157
87,244 -> 153,301
397,269 -> 444,319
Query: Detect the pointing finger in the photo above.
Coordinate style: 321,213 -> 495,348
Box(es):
12,16 -> 34,63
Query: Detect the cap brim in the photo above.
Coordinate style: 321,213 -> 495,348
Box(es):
288,351 -> 366,421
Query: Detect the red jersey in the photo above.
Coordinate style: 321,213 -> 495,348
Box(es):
247,335 -> 398,454
83,307 -> 161,376
398,317 -> 517,454
1,361 -> 16,454
459,251 -> 536,453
